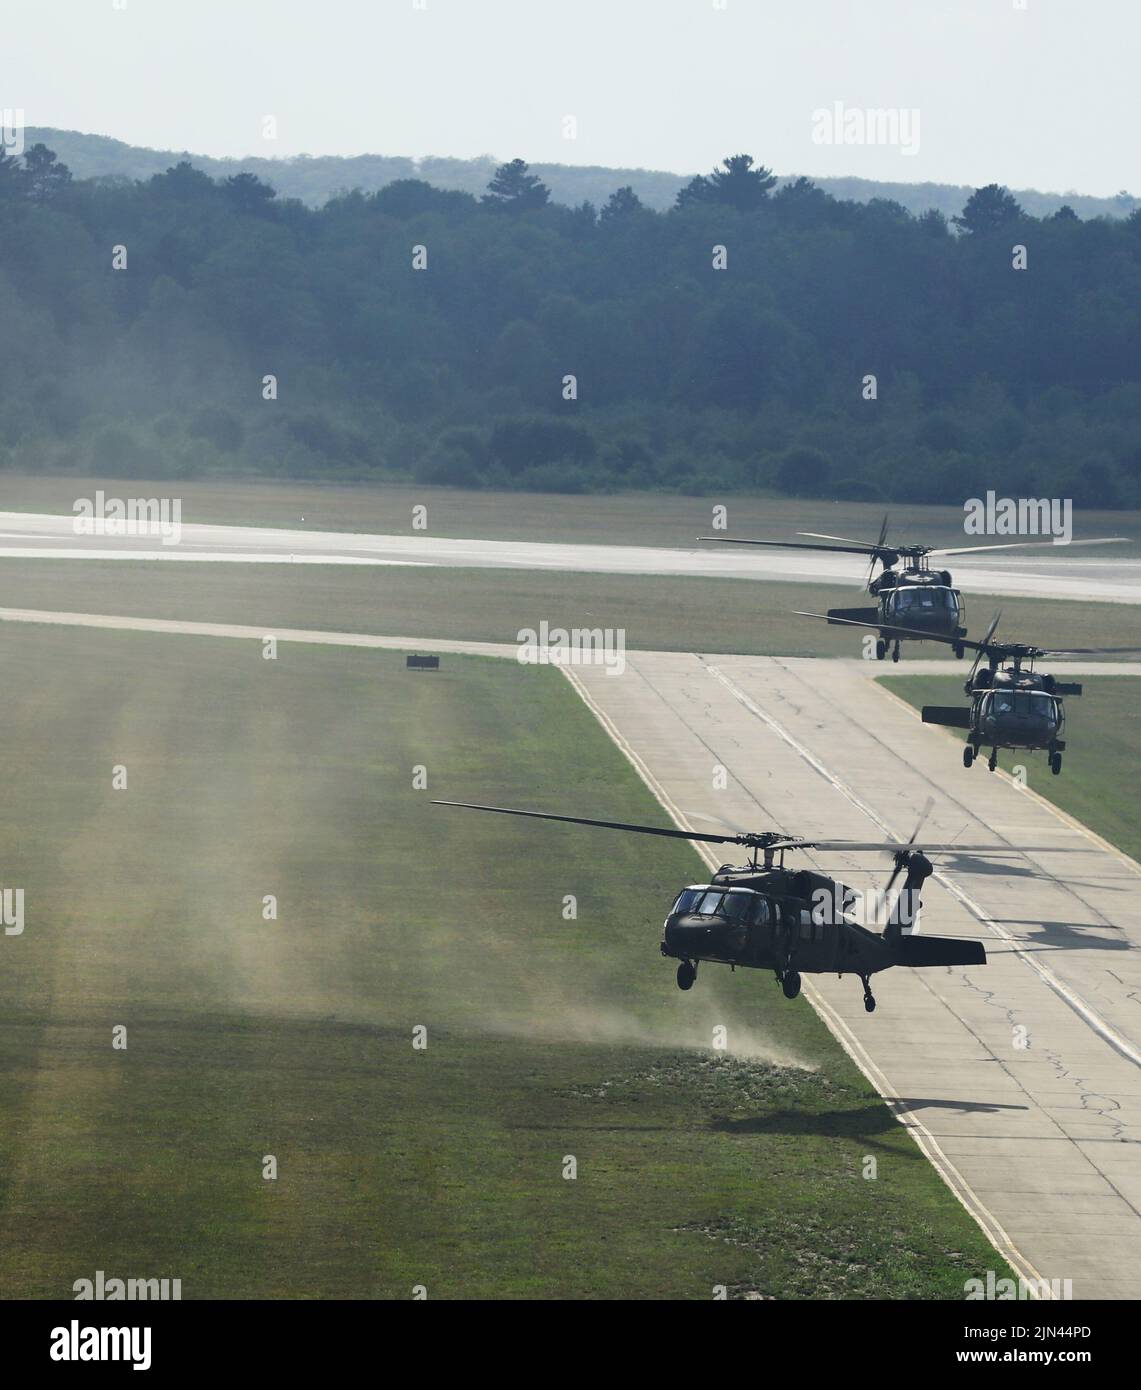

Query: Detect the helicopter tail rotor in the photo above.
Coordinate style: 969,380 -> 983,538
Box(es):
966,611 -> 1002,687
881,798 -> 935,939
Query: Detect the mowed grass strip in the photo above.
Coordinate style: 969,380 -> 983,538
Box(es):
880,675 -> 1141,864
2,557 -> 1140,659
0,626 -> 1009,1298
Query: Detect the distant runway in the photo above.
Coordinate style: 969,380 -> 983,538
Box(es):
2,512 -> 1139,603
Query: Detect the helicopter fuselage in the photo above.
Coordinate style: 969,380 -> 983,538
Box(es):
661,867 -> 900,981
969,670 -> 1065,750
830,566 -> 967,657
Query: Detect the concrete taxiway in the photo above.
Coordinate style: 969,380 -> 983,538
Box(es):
568,651 -> 1141,1299
2,512 -> 1139,603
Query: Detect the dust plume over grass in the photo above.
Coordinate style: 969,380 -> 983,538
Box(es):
0,625 -> 1012,1298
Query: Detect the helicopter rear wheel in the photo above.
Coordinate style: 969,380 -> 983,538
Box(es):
1050,752 -> 1063,776
781,970 -> 802,1000
875,639 -> 887,661
860,976 -> 876,1012
953,642 -> 964,659
963,744 -> 975,768
676,961 -> 696,991
891,642 -> 901,663
988,750 -> 998,772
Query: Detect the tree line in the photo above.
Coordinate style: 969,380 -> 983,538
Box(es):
2,144 -> 1140,506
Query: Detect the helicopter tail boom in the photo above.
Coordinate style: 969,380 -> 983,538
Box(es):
922,705 -> 973,729
827,606 -> 880,626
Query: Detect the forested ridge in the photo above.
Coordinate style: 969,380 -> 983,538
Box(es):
3,144 -> 1140,504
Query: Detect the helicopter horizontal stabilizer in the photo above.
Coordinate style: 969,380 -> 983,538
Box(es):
921,705 -> 972,729
827,606 -> 879,626
894,934 -> 986,967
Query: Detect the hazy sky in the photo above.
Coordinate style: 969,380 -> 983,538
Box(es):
5,0 -> 1138,194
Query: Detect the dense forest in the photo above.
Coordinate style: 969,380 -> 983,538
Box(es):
3,143 -> 1141,504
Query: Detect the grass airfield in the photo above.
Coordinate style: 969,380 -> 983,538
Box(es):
0,623 -> 1010,1299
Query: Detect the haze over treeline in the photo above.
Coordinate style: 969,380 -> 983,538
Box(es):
25,128 -> 1141,223
3,143 -> 1141,506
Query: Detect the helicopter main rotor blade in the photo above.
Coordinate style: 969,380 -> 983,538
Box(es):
931,536 -> 1130,557
696,536 -> 878,557
1037,645 -> 1141,657
434,803 -> 1067,859
773,839 -> 1023,852
793,610 -> 990,652
431,800 -> 744,846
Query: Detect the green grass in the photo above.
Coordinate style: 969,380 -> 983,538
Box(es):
2,557 -> 1141,659
3,471 -> 1138,550
0,624 -> 1010,1298
880,674 -> 1141,863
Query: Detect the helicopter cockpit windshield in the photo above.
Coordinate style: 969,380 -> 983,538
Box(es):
886,586 -> 959,618
670,888 -> 763,921
984,690 -> 1059,723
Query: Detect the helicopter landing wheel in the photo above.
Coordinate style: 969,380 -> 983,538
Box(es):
676,961 -> 696,991
781,970 -> 802,1000
963,744 -> 975,768
860,976 -> 876,1013
1050,752 -> 1062,776
987,750 -> 998,772
875,639 -> 887,661
891,642 -> 901,663
953,642 -> 964,659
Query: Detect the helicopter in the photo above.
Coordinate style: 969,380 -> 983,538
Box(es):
432,797 -> 999,1013
697,517 -> 1128,662
795,609 -> 1141,776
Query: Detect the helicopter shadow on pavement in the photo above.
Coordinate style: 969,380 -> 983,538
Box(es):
989,919 -> 1131,951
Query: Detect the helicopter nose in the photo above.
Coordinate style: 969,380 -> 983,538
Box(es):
664,915 -> 719,955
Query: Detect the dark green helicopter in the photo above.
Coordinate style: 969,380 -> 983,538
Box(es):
797,609 -> 1141,775
432,797 -> 1002,1013
698,517 -> 1128,662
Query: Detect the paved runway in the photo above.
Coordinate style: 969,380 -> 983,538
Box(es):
4,601 -> 1138,1296
3,511 -> 1139,602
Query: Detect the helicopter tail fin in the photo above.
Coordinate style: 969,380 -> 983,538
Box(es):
894,934 -> 986,968
922,705 -> 972,729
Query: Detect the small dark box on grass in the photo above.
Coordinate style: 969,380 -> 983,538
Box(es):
406,654 -> 440,670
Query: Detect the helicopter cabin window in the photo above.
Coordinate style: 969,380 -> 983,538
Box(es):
750,897 -> 770,926
721,892 -> 753,921
696,891 -> 724,915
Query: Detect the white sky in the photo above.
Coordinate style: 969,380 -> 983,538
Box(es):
4,0 -> 1138,194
